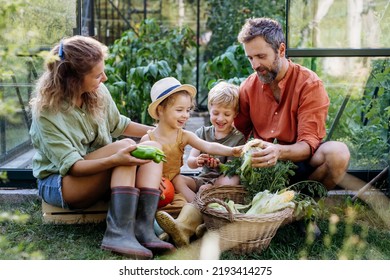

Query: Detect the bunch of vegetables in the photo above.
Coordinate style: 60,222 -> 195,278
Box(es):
130,145 -> 167,163
208,189 -> 296,215
219,139 -> 327,221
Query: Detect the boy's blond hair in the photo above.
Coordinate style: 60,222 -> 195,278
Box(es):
207,81 -> 239,113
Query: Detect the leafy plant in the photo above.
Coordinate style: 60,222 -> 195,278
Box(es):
201,44 -> 252,90
203,0 -> 285,60
328,59 -> 390,169
0,208 -> 43,259
105,18 -> 196,124
219,139 -> 327,222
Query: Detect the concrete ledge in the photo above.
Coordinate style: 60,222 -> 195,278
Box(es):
0,189 -> 39,204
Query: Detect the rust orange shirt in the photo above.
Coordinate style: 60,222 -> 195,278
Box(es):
234,60 -> 329,154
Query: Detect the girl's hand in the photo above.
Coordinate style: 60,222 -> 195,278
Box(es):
159,178 -> 167,197
232,145 -> 244,157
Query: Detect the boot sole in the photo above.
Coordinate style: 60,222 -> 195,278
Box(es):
156,212 -> 189,247
141,241 -> 175,251
101,244 -> 153,259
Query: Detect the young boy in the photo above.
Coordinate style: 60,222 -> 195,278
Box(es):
187,81 -> 246,190
156,81 -> 245,247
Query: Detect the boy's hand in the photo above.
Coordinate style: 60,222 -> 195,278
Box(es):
197,154 -> 220,168
196,154 -> 210,167
205,156 -> 220,168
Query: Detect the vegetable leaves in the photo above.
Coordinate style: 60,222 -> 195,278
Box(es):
219,140 -> 328,221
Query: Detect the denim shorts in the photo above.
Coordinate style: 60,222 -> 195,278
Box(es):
37,174 -> 70,209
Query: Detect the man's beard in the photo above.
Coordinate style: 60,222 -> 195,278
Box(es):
256,55 -> 281,84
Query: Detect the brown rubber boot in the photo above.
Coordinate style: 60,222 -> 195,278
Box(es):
135,188 -> 175,252
101,187 -> 152,259
155,203 -> 203,247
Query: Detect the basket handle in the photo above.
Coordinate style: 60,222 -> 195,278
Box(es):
202,198 -> 235,222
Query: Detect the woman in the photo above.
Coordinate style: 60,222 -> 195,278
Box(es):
29,35 -> 173,259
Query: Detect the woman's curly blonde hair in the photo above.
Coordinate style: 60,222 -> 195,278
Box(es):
30,36 -> 108,119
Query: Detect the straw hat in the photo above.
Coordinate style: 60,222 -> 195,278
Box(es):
148,77 -> 197,120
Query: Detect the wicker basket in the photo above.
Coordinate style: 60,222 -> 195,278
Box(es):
195,185 -> 294,254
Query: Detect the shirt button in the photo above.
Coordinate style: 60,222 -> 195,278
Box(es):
275,112 -> 278,115
82,113 -> 85,116
90,132 -> 94,135
271,130 -> 274,133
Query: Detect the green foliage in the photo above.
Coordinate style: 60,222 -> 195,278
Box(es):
0,207 -> 43,259
204,0 -> 285,60
220,148 -> 327,222
329,59 -> 390,169
0,171 -> 7,182
201,44 -> 253,90
2,198 -> 390,260
105,18 -> 196,124
198,0 -> 285,105
0,95 -> 20,120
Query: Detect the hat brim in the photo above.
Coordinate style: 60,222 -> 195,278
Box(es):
148,84 -> 196,120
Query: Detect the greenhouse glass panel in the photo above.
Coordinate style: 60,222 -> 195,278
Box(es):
0,0 -> 77,168
288,0 -> 390,49
290,56 -> 389,171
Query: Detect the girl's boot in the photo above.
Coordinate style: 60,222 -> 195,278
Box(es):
135,188 -> 175,251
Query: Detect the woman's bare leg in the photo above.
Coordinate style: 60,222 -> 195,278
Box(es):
62,138 -> 138,208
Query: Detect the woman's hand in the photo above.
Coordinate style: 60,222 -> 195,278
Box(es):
115,145 -> 152,166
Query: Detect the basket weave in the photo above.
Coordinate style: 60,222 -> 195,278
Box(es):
195,185 -> 294,254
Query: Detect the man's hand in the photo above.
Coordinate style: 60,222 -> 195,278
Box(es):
250,141 -> 280,168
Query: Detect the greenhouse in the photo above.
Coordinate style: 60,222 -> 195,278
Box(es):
0,0 -> 389,263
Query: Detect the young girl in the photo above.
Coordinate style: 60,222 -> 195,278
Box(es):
29,36 -> 173,259
141,77 -> 242,204
156,81 -> 245,247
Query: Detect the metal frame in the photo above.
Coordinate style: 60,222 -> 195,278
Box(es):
1,0 -> 388,189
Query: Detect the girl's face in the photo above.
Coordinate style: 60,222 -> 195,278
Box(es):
158,93 -> 192,129
81,60 -> 107,93
209,104 -> 236,135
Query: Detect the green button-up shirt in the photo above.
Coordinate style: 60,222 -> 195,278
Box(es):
29,83 -> 131,179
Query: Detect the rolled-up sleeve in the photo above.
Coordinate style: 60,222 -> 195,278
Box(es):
297,80 -> 329,153
30,115 -> 84,178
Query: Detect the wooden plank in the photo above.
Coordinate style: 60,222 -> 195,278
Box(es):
42,200 -> 108,224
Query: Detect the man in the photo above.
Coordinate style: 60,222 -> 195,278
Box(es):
234,17 -> 350,190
